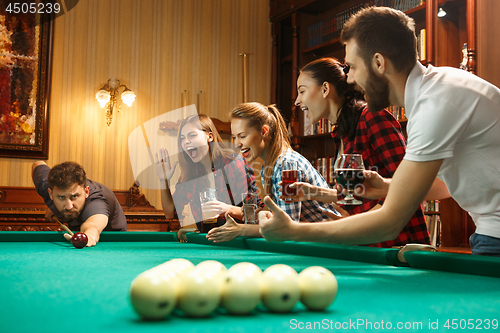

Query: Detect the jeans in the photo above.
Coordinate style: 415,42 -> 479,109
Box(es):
470,233 -> 500,256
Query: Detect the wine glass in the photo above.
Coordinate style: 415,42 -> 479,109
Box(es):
335,154 -> 365,205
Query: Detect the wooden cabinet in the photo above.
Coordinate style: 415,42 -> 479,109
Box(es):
270,0 -> 477,249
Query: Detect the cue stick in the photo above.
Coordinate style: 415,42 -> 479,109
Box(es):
239,52 -> 248,102
51,216 -> 74,236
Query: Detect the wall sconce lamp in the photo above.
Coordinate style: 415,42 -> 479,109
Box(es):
437,7 -> 447,18
95,78 -> 135,126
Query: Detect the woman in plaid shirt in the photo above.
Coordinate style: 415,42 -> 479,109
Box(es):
156,114 -> 261,233
227,102 -> 340,225
290,57 -> 430,247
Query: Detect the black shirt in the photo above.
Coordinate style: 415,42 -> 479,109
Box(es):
33,165 -> 127,231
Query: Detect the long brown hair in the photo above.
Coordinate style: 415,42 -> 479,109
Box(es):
177,114 -> 229,183
300,57 -> 365,141
230,103 -> 291,196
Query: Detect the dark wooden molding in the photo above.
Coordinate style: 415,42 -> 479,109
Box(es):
466,0 -> 476,73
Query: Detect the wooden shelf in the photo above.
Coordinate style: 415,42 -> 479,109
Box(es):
405,3 -> 426,20
293,132 -> 333,140
302,37 -> 341,54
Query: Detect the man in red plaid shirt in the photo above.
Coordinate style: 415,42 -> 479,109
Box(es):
274,56 -> 429,248
331,108 -> 430,247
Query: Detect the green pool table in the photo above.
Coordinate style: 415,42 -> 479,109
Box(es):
1,231 -> 500,333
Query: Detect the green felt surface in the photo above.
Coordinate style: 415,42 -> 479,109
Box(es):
1,233 -> 500,333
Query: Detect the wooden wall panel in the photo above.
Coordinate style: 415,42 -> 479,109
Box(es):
0,0 -> 272,209
476,1 -> 500,87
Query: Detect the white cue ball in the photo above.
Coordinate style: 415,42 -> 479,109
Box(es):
129,270 -> 177,320
298,266 -> 338,311
196,260 -> 227,273
196,260 -> 227,290
221,262 -> 262,315
228,262 -> 261,274
177,268 -> 223,317
261,264 -> 300,313
154,258 -> 195,278
166,258 -> 195,270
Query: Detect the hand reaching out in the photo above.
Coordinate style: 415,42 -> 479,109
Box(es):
206,212 -> 243,243
339,169 -> 389,200
155,148 -> 178,183
278,181 -> 316,202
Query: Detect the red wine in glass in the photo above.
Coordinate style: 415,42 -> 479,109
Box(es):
335,169 -> 365,191
282,161 -> 299,202
335,154 -> 365,205
282,170 -> 298,197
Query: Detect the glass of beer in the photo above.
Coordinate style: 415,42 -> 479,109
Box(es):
242,193 -> 258,224
199,188 -> 218,231
335,154 -> 365,205
282,160 -> 299,202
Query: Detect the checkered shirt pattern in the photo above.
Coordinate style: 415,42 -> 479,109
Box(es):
332,107 -> 431,247
173,154 -> 262,228
261,149 -> 339,222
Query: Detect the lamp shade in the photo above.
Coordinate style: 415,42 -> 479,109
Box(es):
121,89 -> 136,107
437,7 -> 447,17
96,89 -> 111,108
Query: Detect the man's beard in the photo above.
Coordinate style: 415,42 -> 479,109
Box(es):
364,66 -> 391,112
61,209 -> 79,220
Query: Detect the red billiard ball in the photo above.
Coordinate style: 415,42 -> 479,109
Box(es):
71,232 -> 88,249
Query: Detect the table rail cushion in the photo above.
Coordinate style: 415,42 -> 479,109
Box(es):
0,231 -> 179,242
185,232 -> 404,266
404,251 -> 500,278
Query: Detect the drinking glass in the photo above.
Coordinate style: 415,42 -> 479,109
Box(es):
282,161 -> 299,202
241,193 -> 258,224
199,189 -> 218,230
335,154 -> 365,205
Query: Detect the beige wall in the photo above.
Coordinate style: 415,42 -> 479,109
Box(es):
0,0 -> 272,208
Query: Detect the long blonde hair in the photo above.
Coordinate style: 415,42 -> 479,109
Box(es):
177,114 -> 229,183
230,103 -> 291,196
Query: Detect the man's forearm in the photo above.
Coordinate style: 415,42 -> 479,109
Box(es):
289,208 -> 402,244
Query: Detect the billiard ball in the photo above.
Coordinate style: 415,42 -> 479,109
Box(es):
177,267 -> 223,317
166,258 -> 195,271
71,232 -> 88,249
298,266 -> 338,311
196,260 -> 227,289
129,270 -> 177,320
196,260 -> 227,274
154,258 -> 194,278
221,262 -> 262,315
261,264 -> 300,313
228,262 -> 261,274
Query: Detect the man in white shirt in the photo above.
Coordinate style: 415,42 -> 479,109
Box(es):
258,6 -> 500,256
